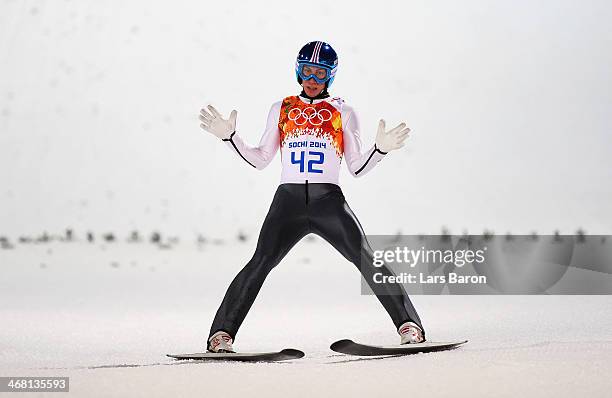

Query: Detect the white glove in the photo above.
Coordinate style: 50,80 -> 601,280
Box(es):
199,105 -> 237,140
375,119 -> 411,153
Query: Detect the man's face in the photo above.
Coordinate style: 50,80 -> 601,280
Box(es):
300,65 -> 328,97
302,79 -> 325,97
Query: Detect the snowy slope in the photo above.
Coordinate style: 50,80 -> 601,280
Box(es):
1,241 -> 611,397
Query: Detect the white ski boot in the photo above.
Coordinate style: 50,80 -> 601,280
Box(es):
207,331 -> 234,353
398,321 -> 425,344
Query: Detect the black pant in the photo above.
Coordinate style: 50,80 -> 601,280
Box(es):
209,182 -> 425,343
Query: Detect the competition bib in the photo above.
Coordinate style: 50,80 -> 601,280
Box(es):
277,96 -> 344,183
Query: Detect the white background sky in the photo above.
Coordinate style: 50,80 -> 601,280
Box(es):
1,0 -> 611,239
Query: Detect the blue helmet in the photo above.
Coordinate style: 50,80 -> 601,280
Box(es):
295,41 -> 338,87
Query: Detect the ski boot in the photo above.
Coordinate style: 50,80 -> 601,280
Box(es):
398,321 -> 425,344
207,331 -> 235,353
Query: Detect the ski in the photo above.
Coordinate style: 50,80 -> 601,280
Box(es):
330,339 -> 468,356
166,348 -> 304,362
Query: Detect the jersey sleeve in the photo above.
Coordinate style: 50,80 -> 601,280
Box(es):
221,102 -> 281,170
342,106 -> 387,178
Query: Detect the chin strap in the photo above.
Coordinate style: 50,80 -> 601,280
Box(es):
299,89 -> 330,102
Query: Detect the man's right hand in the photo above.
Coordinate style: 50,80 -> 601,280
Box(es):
199,105 -> 237,140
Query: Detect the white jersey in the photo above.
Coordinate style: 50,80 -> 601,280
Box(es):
222,95 -> 387,185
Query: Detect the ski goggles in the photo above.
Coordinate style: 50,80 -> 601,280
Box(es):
297,63 -> 332,84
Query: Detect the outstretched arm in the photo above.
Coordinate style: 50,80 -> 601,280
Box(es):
343,109 -> 411,178
199,103 -> 280,170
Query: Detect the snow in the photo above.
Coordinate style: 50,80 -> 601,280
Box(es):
1,241 -> 611,397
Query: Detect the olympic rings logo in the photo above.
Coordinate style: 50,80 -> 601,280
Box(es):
287,107 -> 332,126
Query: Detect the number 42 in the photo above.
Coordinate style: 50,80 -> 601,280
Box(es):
291,150 -> 324,173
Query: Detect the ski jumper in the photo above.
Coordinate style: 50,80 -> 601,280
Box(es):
209,94 -> 425,342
